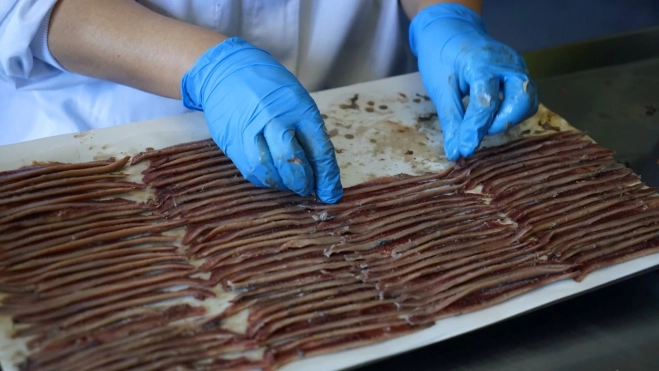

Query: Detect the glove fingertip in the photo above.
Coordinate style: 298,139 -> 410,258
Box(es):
315,169 -> 343,204
456,124 -> 484,159
438,112 -> 463,162
487,119 -> 515,135
277,156 -> 316,196
460,142 -> 479,159
317,184 -> 344,204
444,139 -> 461,162
295,171 -> 315,197
244,173 -> 268,189
261,175 -> 288,191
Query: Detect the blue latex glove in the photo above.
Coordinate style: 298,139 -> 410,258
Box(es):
181,38 -> 343,203
409,4 -> 539,161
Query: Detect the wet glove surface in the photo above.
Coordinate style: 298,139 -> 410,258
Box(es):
181,37 -> 343,203
410,3 -> 539,161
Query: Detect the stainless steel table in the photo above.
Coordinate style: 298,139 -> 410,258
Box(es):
358,27 -> 659,371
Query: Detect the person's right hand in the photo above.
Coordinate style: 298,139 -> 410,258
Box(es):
409,3 -> 539,161
181,37 -> 343,204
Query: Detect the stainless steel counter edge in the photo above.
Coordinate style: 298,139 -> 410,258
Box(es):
523,26 -> 659,80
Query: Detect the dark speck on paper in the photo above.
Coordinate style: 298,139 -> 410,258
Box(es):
540,122 -> 560,131
405,150 -> 414,155
370,139 -> 377,143
417,113 -> 438,122
379,105 -> 388,110
339,94 -> 360,110
328,128 -> 339,137
365,107 -> 375,113
335,148 -> 344,154
367,101 -> 375,106
344,134 -> 355,139
413,98 -> 421,103
321,113 -> 328,119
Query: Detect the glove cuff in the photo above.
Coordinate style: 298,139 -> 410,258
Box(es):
408,3 -> 487,57
181,37 -> 265,111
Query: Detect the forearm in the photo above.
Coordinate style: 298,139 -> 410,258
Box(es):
48,0 -> 228,100
400,0 -> 482,19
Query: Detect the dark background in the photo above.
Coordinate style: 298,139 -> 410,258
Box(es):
482,0 -> 659,53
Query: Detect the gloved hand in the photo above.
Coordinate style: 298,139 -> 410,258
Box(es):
409,3 -> 539,161
181,37 -> 343,203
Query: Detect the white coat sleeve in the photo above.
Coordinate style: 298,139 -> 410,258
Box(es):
0,0 -> 63,81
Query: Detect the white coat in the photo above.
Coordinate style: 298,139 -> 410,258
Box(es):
0,0 -> 416,146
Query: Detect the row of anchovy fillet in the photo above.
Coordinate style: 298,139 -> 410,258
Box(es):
1,131 -> 658,370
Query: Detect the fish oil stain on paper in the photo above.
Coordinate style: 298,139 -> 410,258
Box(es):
321,92 -> 450,186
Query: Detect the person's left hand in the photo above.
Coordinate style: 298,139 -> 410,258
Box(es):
409,3 -> 539,161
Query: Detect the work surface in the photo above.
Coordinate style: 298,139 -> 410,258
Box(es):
1,61 -> 659,370
359,45 -> 659,371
